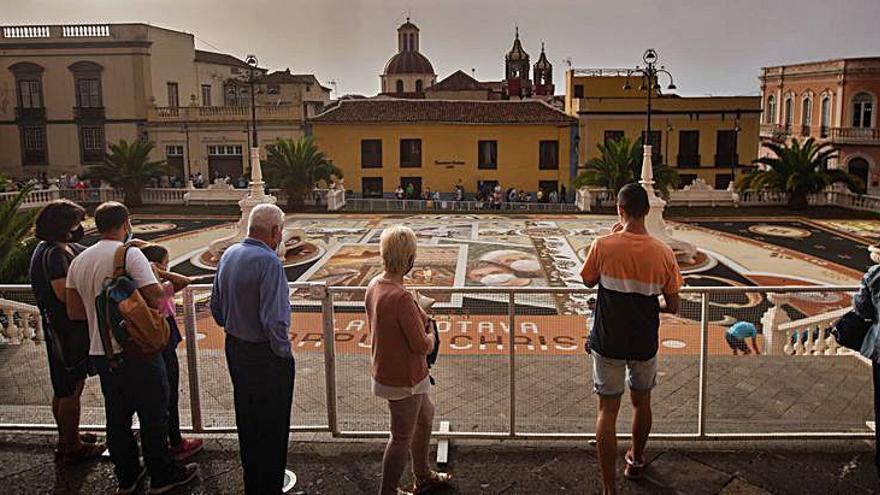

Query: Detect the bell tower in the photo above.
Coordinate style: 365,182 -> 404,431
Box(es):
503,27 -> 532,99
533,42 -> 554,96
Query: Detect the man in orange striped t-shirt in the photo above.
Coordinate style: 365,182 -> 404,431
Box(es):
580,183 -> 682,494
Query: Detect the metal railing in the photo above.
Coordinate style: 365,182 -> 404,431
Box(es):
0,283 -> 873,440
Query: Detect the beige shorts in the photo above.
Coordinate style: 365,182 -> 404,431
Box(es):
591,352 -> 657,397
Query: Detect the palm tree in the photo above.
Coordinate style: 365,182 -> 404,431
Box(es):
264,137 -> 342,211
572,137 -> 679,198
0,184 -> 38,283
737,137 -> 863,210
85,139 -> 167,207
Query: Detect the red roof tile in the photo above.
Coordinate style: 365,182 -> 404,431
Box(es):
311,99 -> 576,124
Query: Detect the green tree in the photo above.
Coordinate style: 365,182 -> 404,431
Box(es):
572,137 -> 679,198
264,137 -> 342,211
85,139 -> 167,207
737,137 -> 863,210
0,185 -> 38,283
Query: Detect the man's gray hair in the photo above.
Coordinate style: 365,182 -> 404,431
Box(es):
248,204 -> 285,235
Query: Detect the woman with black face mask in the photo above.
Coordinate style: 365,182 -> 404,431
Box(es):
28,199 -> 104,464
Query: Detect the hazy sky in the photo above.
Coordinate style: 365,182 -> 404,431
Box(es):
3,0 -> 879,97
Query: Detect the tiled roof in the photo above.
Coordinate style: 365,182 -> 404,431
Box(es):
427,70 -> 501,92
311,99 -> 576,124
194,50 -> 249,68
260,71 -> 331,91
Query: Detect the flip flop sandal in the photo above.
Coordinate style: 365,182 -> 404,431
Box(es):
413,470 -> 452,493
80,432 -> 99,444
61,442 -> 105,465
624,451 -> 646,480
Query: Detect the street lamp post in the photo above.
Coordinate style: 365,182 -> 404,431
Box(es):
621,49 -> 697,264
731,117 -> 741,189
622,49 -> 677,176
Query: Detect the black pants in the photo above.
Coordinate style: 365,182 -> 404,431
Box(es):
225,335 -> 295,495
161,343 -> 182,447
93,354 -> 176,486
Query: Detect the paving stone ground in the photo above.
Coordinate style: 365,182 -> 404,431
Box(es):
0,342 -> 873,435
0,432 -> 877,494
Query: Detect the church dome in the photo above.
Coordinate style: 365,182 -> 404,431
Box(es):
384,51 -> 435,75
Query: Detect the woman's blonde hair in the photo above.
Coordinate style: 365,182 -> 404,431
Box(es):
379,225 -> 417,275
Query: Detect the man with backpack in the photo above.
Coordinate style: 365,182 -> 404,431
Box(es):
66,202 -> 198,494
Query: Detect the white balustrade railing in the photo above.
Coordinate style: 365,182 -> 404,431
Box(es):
61,24 -> 110,37
0,188 -> 60,209
142,188 -> 188,204
0,299 -> 42,345
2,25 -> 50,38
779,307 -> 852,356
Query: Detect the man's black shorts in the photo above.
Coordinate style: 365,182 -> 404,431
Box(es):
44,326 -> 87,398
724,333 -> 749,353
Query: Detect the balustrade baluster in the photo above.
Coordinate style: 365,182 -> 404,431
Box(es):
793,329 -> 805,355
783,329 -> 794,355
813,325 -> 826,355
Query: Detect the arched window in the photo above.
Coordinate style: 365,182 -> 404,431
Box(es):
802,97 -> 812,126
68,61 -> 104,108
820,96 -> 831,133
395,80 -> 404,93
765,94 -> 776,124
415,79 -> 423,93
783,96 -> 793,127
848,157 -> 870,193
852,92 -> 874,128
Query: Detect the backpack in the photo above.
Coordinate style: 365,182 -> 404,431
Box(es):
95,244 -> 169,365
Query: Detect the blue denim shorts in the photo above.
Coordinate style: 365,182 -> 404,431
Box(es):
591,352 -> 657,397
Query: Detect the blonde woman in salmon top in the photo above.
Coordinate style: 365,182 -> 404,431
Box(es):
365,225 -> 451,495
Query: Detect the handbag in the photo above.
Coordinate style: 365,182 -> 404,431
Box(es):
831,310 -> 872,351
40,245 -> 90,372
425,318 -> 440,385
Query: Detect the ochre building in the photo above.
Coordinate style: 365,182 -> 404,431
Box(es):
759,57 -> 880,194
310,99 -> 577,198
565,69 -> 762,189
0,23 -> 329,178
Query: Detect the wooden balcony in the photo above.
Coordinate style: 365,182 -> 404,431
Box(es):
148,104 -> 302,124
676,154 -> 701,168
827,127 -> 880,145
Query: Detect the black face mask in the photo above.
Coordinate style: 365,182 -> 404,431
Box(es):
67,225 -> 85,243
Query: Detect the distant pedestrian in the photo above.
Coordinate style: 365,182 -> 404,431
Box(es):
580,184 -> 682,494
211,204 -> 294,495
725,321 -> 760,355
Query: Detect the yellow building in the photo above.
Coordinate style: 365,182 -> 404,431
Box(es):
565,69 -> 762,189
0,23 -> 329,178
310,99 -> 577,197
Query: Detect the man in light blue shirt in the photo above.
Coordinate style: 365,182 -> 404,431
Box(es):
725,321 -> 760,355
211,203 -> 294,495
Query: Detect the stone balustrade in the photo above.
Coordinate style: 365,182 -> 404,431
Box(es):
0,299 -> 42,345
760,294 -> 852,357
148,104 -> 302,123
0,187 -> 60,209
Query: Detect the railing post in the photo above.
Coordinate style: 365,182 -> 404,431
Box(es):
508,291 -> 516,438
697,292 -> 709,438
761,293 -> 791,355
182,288 -> 203,432
318,284 -> 339,435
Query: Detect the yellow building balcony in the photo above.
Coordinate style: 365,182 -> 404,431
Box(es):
147,104 -> 302,124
